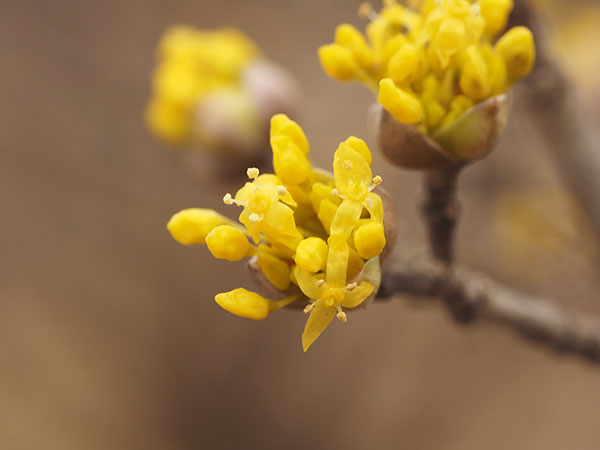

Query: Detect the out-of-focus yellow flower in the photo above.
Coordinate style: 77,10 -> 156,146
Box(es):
320,0 -> 534,135
167,115 -> 387,351
147,26 -> 259,146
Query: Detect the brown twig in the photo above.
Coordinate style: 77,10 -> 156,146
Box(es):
421,164 -> 462,265
510,1 -> 600,249
377,254 -> 600,364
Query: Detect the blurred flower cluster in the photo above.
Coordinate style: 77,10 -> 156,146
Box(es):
167,115 -> 390,350
146,26 -> 298,159
319,0 -> 535,135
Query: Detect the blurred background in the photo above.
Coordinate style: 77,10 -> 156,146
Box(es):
3,0 -> 600,449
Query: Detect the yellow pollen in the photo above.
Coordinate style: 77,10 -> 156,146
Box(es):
247,167 -> 260,179
249,213 -> 261,223
223,193 -> 233,205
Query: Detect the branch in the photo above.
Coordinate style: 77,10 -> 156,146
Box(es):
377,255 -> 600,364
510,1 -> 600,248
421,165 -> 462,265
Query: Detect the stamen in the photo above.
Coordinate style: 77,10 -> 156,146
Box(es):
248,213 -> 261,223
316,279 -> 325,288
336,306 -> 347,323
223,193 -> 234,205
304,303 -> 315,314
346,282 -> 358,291
331,188 -> 339,197
358,2 -> 378,21
373,175 -> 383,185
246,167 -> 260,179
276,185 -> 288,196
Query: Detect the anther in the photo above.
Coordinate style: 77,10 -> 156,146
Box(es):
276,185 -> 288,196
246,167 -> 260,179
249,213 -> 261,223
346,282 -> 358,291
358,2 -> 378,21
223,193 -> 234,205
304,303 -> 315,314
316,279 -> 325,288
373,175 -> 382,185
331,188 -> 339,197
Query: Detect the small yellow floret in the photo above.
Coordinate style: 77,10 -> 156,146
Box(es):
378,78 -> 423,124
295,237 -> 329,273
215,288 -> 270,320
145,98 -> 189,144
270,114 -> 310,155
495,26 -> 535,78
460,45 -> 491,101
480,0 -> 514,36
167,208 -> 227,245
432,18 -> 465,68
388,43 -> 419,86
335,24 -> 374,69
205,225 -> 250,261
319,44 -> 361,81
354,221 -> 386,259
257,248 -> 291,290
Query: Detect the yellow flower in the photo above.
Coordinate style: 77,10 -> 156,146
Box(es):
146,26 -> 260,146
296,267 -> 374,351
167,115 -> 388,351
320,0 -> 535,134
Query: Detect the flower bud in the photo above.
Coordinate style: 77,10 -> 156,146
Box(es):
378,78 -> 423,124
354,221 -> 386,259
295,237 -> 329,273
205,225 -> 250,261
318,44 -> 361,81
167,208 -> 228,245
215,288 -> 270,320
495,26 -> 535,78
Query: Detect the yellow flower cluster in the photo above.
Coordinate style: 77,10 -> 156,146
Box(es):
319,0 -> 535,134
167,114 -> 387,351
146,26 -> 260,145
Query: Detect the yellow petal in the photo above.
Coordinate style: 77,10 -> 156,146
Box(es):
327,199 -> 363,287
257,247 -> 291,290
341,282 -> 374,308
317,199 -> 339,234
363,192 -> 384,224
294,266 -> 325,300
215,288 -> 270,320
167,208 -> 230,245
302,302 -> 336,351
344,136 -> 372,165
333,143 -> 372,200
262,202 -> 303,252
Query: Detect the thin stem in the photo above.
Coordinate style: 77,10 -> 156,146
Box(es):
421,164 -> 462,265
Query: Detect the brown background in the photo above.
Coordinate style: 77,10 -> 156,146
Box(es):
2,1 -> 600,449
